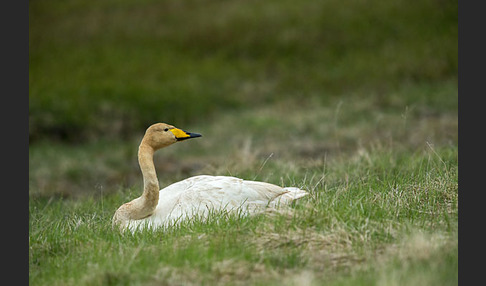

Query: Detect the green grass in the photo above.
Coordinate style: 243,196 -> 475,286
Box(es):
29,142 -> 457,285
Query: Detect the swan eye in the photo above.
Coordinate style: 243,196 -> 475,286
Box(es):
164,128 -> 169,132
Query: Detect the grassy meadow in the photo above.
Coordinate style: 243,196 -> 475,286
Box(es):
29,0 -> 458,285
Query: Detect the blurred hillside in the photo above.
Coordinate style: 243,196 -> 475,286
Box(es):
29,0 -> 457,143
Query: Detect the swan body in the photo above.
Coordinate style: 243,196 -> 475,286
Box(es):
112,123 -> 308,231
118,175 -> 307,231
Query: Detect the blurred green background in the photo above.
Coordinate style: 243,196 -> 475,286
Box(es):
29,2 -> 458,284
29,0 -> 457,143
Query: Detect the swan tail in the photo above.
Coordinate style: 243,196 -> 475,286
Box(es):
282,187 -> 309,200
268,187 -> 308,208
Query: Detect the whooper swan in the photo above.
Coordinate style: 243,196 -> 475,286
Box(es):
112,123 -> 308,231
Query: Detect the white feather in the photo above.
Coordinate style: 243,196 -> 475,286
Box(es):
125,175 -> 308,231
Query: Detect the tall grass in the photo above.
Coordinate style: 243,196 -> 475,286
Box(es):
29,143 -> 457,285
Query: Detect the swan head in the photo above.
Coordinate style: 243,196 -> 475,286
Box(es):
142,123 -> 202,150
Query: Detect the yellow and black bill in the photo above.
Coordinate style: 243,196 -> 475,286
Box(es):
170,128 -> 202,141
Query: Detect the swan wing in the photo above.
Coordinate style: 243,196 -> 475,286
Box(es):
146,175 -> 307,227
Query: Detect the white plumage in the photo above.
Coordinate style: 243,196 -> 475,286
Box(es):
125,175 -> 308,231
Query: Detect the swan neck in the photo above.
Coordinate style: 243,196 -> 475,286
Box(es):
136,142 -> 160,216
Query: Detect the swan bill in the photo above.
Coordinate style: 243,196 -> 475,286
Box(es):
171,128 -> 202,141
